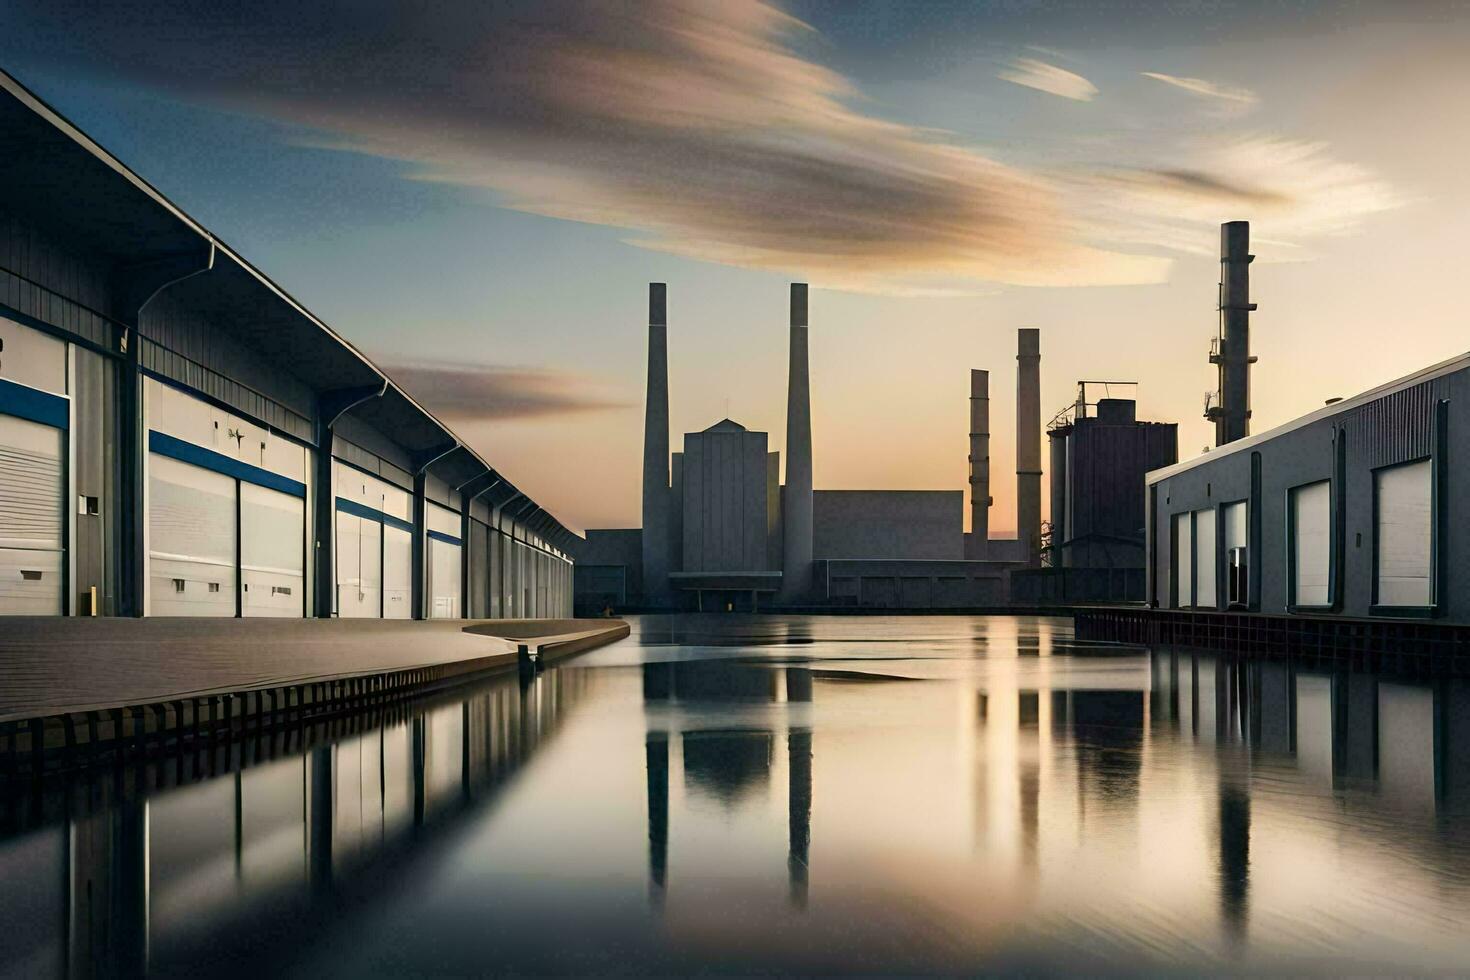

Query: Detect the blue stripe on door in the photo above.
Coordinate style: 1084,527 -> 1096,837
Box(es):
0,377 -> 68,429
149,430 -> 307,497
335,496 -> 416,534
427,529 -> 463,546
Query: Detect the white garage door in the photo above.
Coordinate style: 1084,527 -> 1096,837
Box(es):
1375,459 -> 1432,607
1194,508 -> 1216,609
383,525 -> 412,619
0,414 -> 64,614
1173,512 -> 1192,609
337,510 -> 382,618
242,482 -> 304,617
149,454 -> 236,616
1291,481 -> 1331,607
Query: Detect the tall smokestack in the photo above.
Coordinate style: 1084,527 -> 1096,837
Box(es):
1016,328 -> 1041,566
641,283 -> 670,603
781,283 -> 813,602
1210,220 -> 1256,446
967,369 -> 990,559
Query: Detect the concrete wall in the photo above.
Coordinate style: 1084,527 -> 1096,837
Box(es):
813,490 -> 963,560
816,558 -> 1008,608
1149,364 -> 1465,621
681,423 -> 769,572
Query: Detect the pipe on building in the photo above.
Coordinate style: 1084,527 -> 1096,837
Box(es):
1049,428 -> 1067,568
1016,328 -> 1042,566
967,369 -> 990,559
780,283 -> 814,602
641,283 -> 670,605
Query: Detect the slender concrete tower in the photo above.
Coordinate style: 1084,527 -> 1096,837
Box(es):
1016,328 -> 1042,566
641,283 -> 670,604
967,369 -> 990,559
781,283 -> 813,602
1209,220 -> 1256,447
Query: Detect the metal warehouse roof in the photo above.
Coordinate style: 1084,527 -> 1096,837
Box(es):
1147,348 -> 1470,486
0,66 -> 579,551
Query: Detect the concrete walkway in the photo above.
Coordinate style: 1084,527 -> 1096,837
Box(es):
0,617 -> 629,723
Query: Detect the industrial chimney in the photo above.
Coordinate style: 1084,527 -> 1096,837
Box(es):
641,283 -> 670,604
1016,329 -> 1042,566
1208,220 -> 1257,446
966,369 -> 990,559
781,283 -> 814,602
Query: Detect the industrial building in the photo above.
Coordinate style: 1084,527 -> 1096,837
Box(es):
574,284 -> 1046,612
1146,219 -> 1468,627
1011,382 -> 1177,602
1148,354 -> 1462,621
0,68 -> 576,619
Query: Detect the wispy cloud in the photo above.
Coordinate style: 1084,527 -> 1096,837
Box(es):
378,360 -> 631,422
1142,72 -> 1258,108
1066,135 -> 1405,256
999,57 -> 1099,101
6,1 -> 1165,290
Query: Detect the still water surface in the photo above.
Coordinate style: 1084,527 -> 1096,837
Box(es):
4,615 -> 1470,976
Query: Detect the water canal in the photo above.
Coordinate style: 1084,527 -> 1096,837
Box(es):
3,615 -> 1469,976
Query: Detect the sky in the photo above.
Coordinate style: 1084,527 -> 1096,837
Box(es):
2,1 -> 1467,534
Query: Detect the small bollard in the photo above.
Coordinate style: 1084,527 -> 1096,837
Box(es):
517,643 -> 538,681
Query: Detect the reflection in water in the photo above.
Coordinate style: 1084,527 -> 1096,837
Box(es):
5,617 -> 1470,976
645,732 -> 668,902
0,669 -> 586,978
640,658 -> 815,914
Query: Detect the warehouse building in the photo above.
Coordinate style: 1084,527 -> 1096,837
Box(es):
1147,355 -> 1462,621
0,69 -> 575,619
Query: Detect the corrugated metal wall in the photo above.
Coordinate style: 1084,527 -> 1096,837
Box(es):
140,291 -> 314,442
0,211 -> 117,351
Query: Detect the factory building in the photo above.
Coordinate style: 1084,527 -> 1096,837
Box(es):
1148,353 -> 1464,621
573,284 -> 1044,612
1012,383 -> 1177,602
0,69 -> 575,619
1147,218 -> 1468,626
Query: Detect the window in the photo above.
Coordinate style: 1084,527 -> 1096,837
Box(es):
1290,481 -> 1331,607
1194,508 -> 1216,609
1223,501 -> 1248,607
1375,459 -> 1432,608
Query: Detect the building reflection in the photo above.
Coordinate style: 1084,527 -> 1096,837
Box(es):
641,661 -> 814,909
0,668 -> 589,977
1148,649 -> 1470,813
1147,649 -> 1470,948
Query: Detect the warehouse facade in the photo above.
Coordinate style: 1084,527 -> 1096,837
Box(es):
1147,353 -> 1466,623
0,69 -> 575,619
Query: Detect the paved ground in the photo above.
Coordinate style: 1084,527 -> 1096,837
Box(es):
0,617 -> 628,723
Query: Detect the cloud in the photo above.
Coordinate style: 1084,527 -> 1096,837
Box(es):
998,57 -> 1099,102
4,0 -> 1164,290
1142,71 -> 1258,107
378,360 -> 632,422
1065,135 -> 1405,256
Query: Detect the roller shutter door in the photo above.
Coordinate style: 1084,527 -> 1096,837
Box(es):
1375,460 -> 1432,607
337,510 -> 382,618
1291,481 -> 1331,607
242,482 -> 304,617
1173,512 -> 1192,608
149,454 -> 236,616
1193,508 -> 1216,609
383,526 -> 412,619
0,414 -> 63,614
